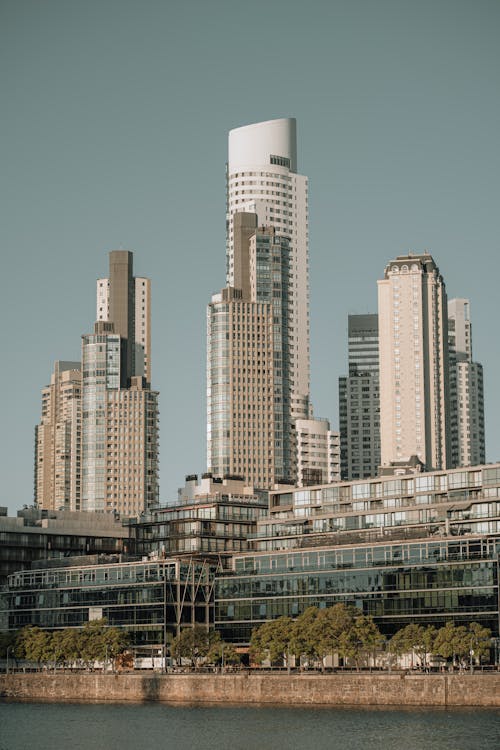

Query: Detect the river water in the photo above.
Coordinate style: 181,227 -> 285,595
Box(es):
0,702 -> 499,750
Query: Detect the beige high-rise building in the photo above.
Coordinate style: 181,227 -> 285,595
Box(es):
207,215 -> 294,487
207,287 -> 276,487
97,261 -> 151,383
378,253 -> 451,471
82,252 -> 159,515
34,361 -> 82,511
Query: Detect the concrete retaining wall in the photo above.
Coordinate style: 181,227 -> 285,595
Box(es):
1,672 -> 499,707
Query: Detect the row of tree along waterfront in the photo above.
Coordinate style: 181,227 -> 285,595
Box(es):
249,605 -> 493,671
1,606 -> 494,672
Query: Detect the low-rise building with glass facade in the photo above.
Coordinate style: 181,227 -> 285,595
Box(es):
4,556 -> 219,649
0,507 -> 130,586
128,474 -> 268,562
215,463 -> 500,643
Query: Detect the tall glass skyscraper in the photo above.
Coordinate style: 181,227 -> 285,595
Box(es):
339,314 -> 380,480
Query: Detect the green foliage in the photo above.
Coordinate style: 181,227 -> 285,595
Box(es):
433,621 -> 491,668
170,625 -> 220,668
207,640 -> 241,667
14,620 -> 130,670
250,616 -> 294,665
388,624 -> 436,668
249,604 -> 383,669
468,622 -> 491,663
15,626 -> 52,667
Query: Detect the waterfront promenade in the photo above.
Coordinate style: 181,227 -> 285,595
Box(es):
2,672 -> 500,707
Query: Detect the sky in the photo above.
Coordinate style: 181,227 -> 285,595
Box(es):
1,0 -> 499,515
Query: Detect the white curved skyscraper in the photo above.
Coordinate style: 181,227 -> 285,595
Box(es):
226,118 -> 310,418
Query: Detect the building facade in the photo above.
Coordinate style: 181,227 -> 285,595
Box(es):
81,325 -> 159,515
339,314 -> 380,480
295,418 -> 340,487
97,274 -> 151,384
4,463 -> 500,651
448,299 -> 485,468
207,215 -> 295,487
129,474 -> 268,560
207,288 -> 279,487
226,118 -> 310,420
4,557 -> 218,649
0,506 -> 129,586
215,463 -> 500,643
378,253 -> 451,471
34,361 -> 82,511
82,252 -> 159,515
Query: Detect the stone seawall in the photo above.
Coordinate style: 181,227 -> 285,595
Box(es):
1,672 -> 500,707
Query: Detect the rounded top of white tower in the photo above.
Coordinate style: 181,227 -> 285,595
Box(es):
228,118 -> 297,173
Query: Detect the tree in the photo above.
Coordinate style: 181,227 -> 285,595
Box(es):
336,614 -> 383,670
388,624 -> 436,669
468,622 -> 491,667
207,640 -> 240,669
312,604 -> 358,668
57,628 -> 82,669
76,619 -> 129,670
15,626 -> 52,670
170,625 -> 218,669
290,607 -> 320,665
434,622 -> 469,669
250,617 -> 293,667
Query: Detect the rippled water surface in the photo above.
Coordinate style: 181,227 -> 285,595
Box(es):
1,702 -> 499,750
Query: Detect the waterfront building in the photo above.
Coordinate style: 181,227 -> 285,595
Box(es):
295,418 -> 340,487
338,314 -> 380,480
34,361 -> 82,511
3,463 -> 500,650
378,253 -> 451,471
215,462 -> 500,643
0,506 -> 129,587
226,118 -> 310,420
4,557 -> 218,649
448,299 -> 485,468
129,474 -> 268,560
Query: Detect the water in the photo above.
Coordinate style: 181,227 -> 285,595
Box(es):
0,702 -> 499,750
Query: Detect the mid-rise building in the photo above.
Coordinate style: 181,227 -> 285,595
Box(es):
448,299 -> 485,467
295,418 -> 340,486
129,474 -> 268,559
0,506 -> 129,586
226,118 -> 310,420
34,361 -> 82,511
378,253 -> 451,471
215,462 -> 500,643
4,557 -> 218,648
339,314 -> 380,480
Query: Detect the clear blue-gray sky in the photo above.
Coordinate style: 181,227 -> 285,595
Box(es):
1,0 -> 499,514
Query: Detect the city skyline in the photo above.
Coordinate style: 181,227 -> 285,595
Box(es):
1,1 -> 499,514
